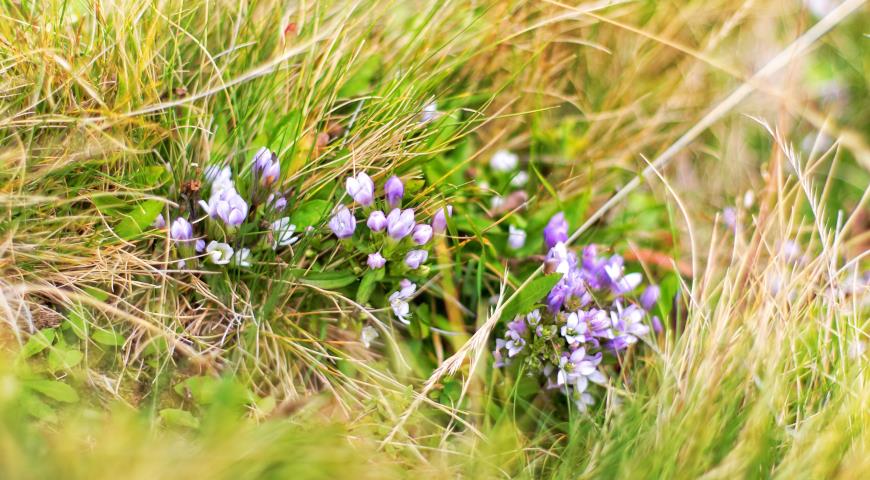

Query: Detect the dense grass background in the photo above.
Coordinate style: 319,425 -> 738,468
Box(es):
1,0 -> 868,478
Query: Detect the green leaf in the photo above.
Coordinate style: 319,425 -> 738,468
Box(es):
175,376 -> 220,405
290,200 -> 330,228
26,379 -> 79,403
92,329 -> 125,346
114,200 -> 164,240
295,270 -> 357,289
160,408 -> 200,429
501,273 -> 562,321
356,268 -> 384,305
338,55 -> 381,97
65,309 -> 88,340
21,394 -> 57,422
47,347 -> 83,372
22,329 -> 56,358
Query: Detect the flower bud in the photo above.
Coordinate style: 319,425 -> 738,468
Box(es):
432,205 -> 452,233
411,224 -> 433,245
386,208 -> 415,240
367,252 -> 386,269
543,212 -> 568,248
404,249 -> 428,269
384,175 -> 404,209
346,172 -> 375,207
367,210 -> 387,232
170,217 -> 194,242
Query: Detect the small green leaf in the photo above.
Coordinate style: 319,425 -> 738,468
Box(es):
92,329 -> 125,346
22,329 -> 56,358
295,270 -> 357,289
290,200 -> 330,228
65,309 -> 88,340
356,268 -> 384,305
47,347 -> 83,371
175,376 -> 220,405
26,379 -> 79,403
114,200 -> 165,240
160,408 -> 200,429
21,394 -> 57,422
501,273 -> 562,321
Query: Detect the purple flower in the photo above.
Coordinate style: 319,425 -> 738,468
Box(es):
367,210 -> 387,232
508,225 -> 526,250
386,208 -> 415,240
411,224 -> 433,245
640,285 -> 660,311
328,205 -> 356,239
545,242 -> 575,277
526,309 -> 542,327
199,187 -> 249,227
170,217 -> 194,242
603,255 -> 642,295
367,252 -> 386,269
346,172 -> 375,207
252,147 -> 280,188
195,239 -> 206,252
152,213 -> 166,229
505,329 -> 526,357
610,304 -> 649,346
267,193 -> 287,212
404,249 -> 428,269
384,175 -> 404,209
204,164 -> 233,191
507,316 -> 527,335
544,212 -> 569,248
493,339 -> 510,368
432,205 -> 452,233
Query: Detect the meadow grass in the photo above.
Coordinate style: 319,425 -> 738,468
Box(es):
1,0 -> 868,478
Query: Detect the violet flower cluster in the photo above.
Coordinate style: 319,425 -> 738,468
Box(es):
154,146 -> 299,270
493,212 -> 662,413
329,172 -> 452,324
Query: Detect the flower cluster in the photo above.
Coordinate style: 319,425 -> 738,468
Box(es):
493,212 -> 662,412
329,172 -> 452,325
154,146 -> 299,270
329,172 -> 451,274
482,149 -> 532,252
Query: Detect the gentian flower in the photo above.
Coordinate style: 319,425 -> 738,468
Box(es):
266,193 -> 287,212
204,164 -> 233,192
386,208 -> 415,240
505,329 -> 526,357
404,249 -> 428,269
205,241 -> 234,265
568,389 -> 595,412
545,242 -> 575,276
543,212 -> 569,248
367,252 -> 386,269
508,225 -> 526,250
170,217 -> 194,242
561,312 -> 588,345
200,187 -> 249,227
432,205 -> 452,233
346,172 -> 375,207
526,309 -> 541,327
610,304 -> 649,346
490,149 -> 518,172
640,285 -> 660,311
388,279 -> 416,321
603,255 -> 642,295
152,213 -> 166,229
367,210 -> 388,232
411,224 -> 433,245
252,147 -> 280,188
271,217 -> 299,249
328,205 -> 356,239
232,248 -> 252,268
384,175 -> 404,209
195,239 -> 206,253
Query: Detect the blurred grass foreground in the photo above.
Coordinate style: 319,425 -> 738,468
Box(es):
0,0 -> 868,478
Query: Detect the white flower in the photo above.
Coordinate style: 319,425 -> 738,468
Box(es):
206,241 -> 234,265
388,279 -> 416,322
508,225 -> 526,250
490,149 -> 518,172
361,325 -> 379,349
203,164 -> 233,193
510,171 -> 529,187
421,101 -> 440,123
271,217 -> 299,249
490,195 -> 504,210
232,247 -> 252,268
